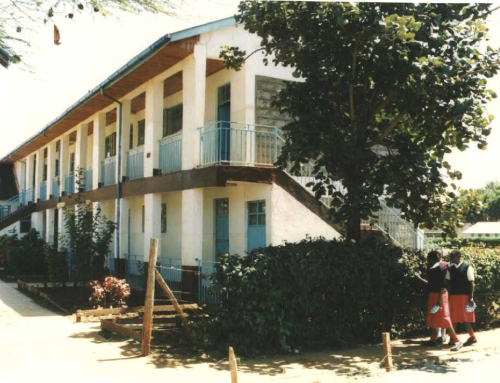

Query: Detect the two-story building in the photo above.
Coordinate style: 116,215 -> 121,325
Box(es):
0,17 -> 342,298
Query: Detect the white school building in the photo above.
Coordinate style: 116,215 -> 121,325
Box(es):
0,18 -> 344,299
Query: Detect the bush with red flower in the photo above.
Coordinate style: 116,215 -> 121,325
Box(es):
87,276 -> 130,308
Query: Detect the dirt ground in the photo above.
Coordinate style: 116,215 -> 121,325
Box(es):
1,279 -> 499,383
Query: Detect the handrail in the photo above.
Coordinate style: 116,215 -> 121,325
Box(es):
159,132 -> 182,144
103,156 -> 116,165
126,146 -> 144,156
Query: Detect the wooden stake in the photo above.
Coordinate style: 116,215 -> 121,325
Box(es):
382,332 -> 393,372
141,238 -> 158,357
229,346 -> 238,383
154,269 -> 187,326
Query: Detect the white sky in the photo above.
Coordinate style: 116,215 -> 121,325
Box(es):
0,1 -> 499,191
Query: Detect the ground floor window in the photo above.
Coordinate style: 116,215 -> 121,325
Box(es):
20,215 -> 31,233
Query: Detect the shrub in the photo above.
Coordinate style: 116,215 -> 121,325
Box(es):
433,237 -> 500,248
5,229 -> 47,275
87,277 -> 130,308
193,237 -> 500,354
192,237 -> 428,353
0,232 -> 19,269
45,245 -> 69,286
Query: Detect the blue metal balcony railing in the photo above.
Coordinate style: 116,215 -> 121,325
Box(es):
159,132 -> 182,174
0,188 -> 34,221
64,172 -> 75,195
39,181 -> 47,202
51,176 -> 60,198
126,147 -> 144,180
83,166 -> 93,191
101,157 -> 116,187
199,121 -> 284,167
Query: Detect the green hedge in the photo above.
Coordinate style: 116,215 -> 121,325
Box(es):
192,237 -> 500,353
3,229 -> 47,275
432,237 -> 500,248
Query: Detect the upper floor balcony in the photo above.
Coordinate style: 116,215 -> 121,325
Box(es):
199,121 -> 284,167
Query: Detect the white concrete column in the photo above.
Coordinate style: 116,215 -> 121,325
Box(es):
182,45 -> 206,170
244,55 -> 257,163
181,189 -> 203,266
144,81 -> 163,177
34,149 -> 44,201
143,193 -> 162,260
46,209 -> 56,246
119,100 -> 132,180
92,113 -> 106,188
32,211 -> 45,236
75,123 -> 88,191
59,135 -> 70,195
119,198 -> 130,259
57,206 -> 67,249
47,141 -> 57,198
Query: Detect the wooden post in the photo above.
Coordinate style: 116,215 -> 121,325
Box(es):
229,346 -> 238,383
154,269 -> 187,326
382,332 -> 393,372
141,238 -> 158,357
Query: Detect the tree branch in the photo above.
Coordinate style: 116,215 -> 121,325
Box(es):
371,97 -> 390,118
457,60 -> 500,80
367,112 -> 406,147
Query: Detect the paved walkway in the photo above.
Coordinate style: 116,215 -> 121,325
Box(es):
1,279 -> 499,383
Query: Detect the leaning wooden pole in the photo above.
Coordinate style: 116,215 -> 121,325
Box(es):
382,332 -> 394,372
229,346 -> 238,383
141,238 -> 158,357
154,269 -> 187,326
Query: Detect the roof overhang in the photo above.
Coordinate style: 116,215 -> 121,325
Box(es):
1,17 -> 236,165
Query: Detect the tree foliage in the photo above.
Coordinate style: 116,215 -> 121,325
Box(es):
60,200 -> 116,284
222,2 -> 500,240
0,0 -> 174,68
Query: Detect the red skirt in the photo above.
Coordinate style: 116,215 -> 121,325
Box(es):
426,292 -> 452,329
449,295 -> 475,323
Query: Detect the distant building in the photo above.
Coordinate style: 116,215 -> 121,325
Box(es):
458,222 -> 500,238
424,229 -> 444,239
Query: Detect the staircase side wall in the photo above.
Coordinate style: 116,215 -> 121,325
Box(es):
270,183 -> 341,246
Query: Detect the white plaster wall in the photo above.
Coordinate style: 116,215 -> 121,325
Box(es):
160,192 -> 183,259
202,182 -> 272,261
164,90 -> 183,110
0,221 -> 21,237
13,161 -> 24,191
270,183 -> 341,245
128,196 -> 145,256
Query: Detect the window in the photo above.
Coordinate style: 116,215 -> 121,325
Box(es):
485,234 -> 490,238
43,164 -> 48,181
142,205 -> 145,233
129,123 -> 133,150
55,141 -> 60,177
163,104 -> 183,137
138,119 -> 145,146
69,153 -> 75,172
218,83 -> 230,105
20,215 -> 31,233
161,203 -> 167,233
105,132 -> 117,157
248,201 -> 266,226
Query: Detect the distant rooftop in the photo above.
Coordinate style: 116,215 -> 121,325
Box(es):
461,222 -> 500,234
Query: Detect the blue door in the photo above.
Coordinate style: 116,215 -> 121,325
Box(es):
217,84 -> 231,163
247,201 -> 266,252
215,199 -> 229,261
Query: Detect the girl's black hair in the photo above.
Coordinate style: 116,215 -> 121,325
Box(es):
427,250 -> 439,263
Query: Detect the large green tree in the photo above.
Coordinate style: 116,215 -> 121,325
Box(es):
222,2 -> 500,240
0,0 -> 173,68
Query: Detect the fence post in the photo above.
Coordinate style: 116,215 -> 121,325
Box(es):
141,238 -> 158,357
382,332 -> 393,372
229,346 -> 238,383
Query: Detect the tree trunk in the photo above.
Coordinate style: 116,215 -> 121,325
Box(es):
347,206 -> 361,242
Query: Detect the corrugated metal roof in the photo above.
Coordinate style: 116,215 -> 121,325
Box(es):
462,222 -> 500,234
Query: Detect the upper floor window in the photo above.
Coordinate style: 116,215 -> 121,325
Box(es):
69,153 -> 75,172
129,123 -> 133,150
161,203 -> 167,233
138,119 -> 145,146
163,104 -> 183,137
105,132 -> 117,158
218,83 -> 230,105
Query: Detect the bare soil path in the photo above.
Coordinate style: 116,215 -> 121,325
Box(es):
1,279 -> 498,383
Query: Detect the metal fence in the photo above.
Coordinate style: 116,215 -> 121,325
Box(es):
83,166 -> 93,191
156,257 -> 183,295
51,176 -> 60,198
64,172 -> 75,195
199,121 -> 285,167
159,133 -> 182,174
124,253 -> 145,291
39,181 -> 47,201
126,147 -> 144,180
197,259 -> 221,306
105,253 -> 115,276
0,188 -> 34,221
101,157 -> 116,186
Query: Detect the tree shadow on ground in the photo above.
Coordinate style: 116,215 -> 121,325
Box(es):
68,325 -> 466,378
